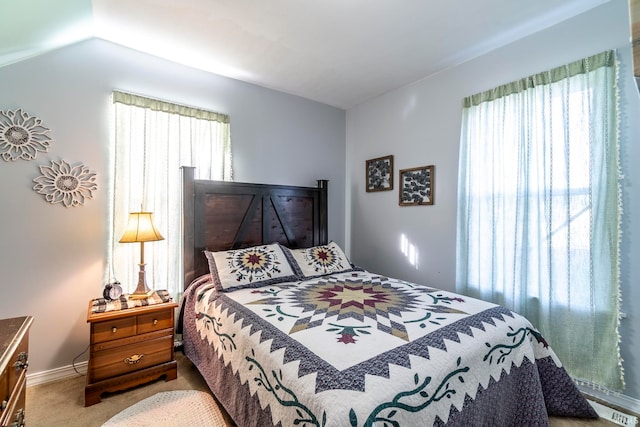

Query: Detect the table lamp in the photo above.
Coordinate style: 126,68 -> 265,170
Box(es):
119,211 -> 164,299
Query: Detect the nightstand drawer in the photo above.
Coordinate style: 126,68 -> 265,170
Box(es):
90,335 -> 173,382
137,309 -> 173,334
92,317 -> 136,343
91,329 -> 172,352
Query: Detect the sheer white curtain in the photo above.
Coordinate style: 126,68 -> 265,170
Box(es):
108,91 -> 232,298
456,51 -> 623,391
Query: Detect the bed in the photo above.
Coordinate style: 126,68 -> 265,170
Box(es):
179,167 -> 597,426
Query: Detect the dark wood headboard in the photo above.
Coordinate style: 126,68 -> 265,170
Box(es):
182,166 -> 328,289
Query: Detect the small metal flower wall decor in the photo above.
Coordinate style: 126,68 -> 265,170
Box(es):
399,165 -> 434,206
0,108 -> 53,161
366,154 -> 394,192
33,160 -> 98,207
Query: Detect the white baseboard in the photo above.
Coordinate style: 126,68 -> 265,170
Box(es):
26,361 -> 87,387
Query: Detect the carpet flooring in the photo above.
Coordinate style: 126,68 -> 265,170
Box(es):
25,351 -> 620,427
25,352 -> 233,427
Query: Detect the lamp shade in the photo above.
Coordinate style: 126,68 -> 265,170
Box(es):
119,212 -> 164,243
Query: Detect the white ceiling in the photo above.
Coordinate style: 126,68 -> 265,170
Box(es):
1,0 -> 610,109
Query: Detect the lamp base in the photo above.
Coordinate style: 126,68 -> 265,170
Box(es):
130,262 -> 153,299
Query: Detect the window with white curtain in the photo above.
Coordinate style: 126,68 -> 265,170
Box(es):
107,91 -> 232,298
456,51 -> 623,391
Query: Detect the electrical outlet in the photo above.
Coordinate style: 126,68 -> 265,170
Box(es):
610,410 -> 637,427
588,400 -> 638,427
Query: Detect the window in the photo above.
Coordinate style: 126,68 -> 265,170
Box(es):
107,91 -> 232,298
456,51 -> 623,391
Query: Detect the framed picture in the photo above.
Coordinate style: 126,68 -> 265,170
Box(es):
399,165 -> 435,206
366,155 -> 394,192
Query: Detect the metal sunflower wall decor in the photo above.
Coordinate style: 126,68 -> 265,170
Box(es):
0,108 -> 53,161
33,160 -> 98,207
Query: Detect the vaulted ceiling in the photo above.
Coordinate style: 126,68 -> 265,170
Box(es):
1,0 -> 610,109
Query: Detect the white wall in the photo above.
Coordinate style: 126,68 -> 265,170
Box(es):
0,38 -> 346,375
347,0 -> 640,402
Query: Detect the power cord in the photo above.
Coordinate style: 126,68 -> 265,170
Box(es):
72,344 -> 90,376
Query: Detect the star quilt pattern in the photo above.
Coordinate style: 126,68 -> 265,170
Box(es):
181,271 -> 597,426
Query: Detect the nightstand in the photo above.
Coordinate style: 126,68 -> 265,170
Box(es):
85,301 -> 178,406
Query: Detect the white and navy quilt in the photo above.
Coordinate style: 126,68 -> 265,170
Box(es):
181,271 -> 596,426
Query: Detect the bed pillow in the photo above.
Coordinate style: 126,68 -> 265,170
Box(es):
204,243 -> 299,292
282,241 -> 361,279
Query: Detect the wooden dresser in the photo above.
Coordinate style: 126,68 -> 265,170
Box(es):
0,316 -> 33,427
85,302 -> 178,406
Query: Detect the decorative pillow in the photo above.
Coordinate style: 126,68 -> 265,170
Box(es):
204,244 -> 298,292
282,241 -> 361,279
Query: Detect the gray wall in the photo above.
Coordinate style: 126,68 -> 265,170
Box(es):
0,38 -> 346,375
346,0 -> 640,402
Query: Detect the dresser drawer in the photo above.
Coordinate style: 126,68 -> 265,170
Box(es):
137,309 -> 173,334
7,338 -> 28,396
0,374 -> 25,427
90,335 -> 173,383
0,369 -> 7,420
92,317 -> 136,344
0,316 -> 31,427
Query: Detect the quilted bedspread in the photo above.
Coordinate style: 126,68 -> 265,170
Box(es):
181,271 -> 597,426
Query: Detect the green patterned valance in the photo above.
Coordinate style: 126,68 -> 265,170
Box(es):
112,91 -> 229,123
463,50 -> 615,107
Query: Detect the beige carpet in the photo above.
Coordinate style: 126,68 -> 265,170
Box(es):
25,352 -> 234,427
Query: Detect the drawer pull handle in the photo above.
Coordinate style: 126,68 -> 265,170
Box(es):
14,352 -> 28,372
153,319 -> 158,325
112,327 -> 117,333
124,354 -> 144,365
12,408 -> 25,427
